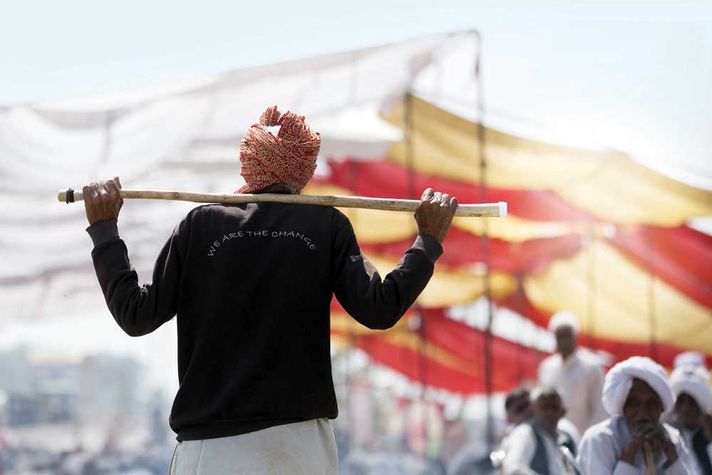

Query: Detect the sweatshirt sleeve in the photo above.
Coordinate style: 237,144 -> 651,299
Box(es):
330,210 -> 442,330
87,218 -> 185,337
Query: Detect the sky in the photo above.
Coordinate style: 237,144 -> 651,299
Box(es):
1,1 -> 710,101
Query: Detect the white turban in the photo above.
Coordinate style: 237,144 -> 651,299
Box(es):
547,311 -> 580,334
602,356 -> 674,417
670,365 -> 712,414
673,351 -> 707,370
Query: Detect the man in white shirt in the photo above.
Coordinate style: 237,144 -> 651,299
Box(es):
502,386 -> 579,475
577,356 -> 698,474
538,312 -> 606,435
669,363 -> 712,474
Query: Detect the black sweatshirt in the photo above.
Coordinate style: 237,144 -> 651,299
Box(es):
87,202 -> 442,441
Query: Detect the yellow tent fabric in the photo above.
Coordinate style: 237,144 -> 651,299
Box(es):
331,311 -> 474,375
385,97 -> 712,226
305,183 -> 711,354
524,239 -> 712,353
367,254 -> 517,308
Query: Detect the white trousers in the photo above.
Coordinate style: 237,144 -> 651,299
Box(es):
169,418 -> 338,475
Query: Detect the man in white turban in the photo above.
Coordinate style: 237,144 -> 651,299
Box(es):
669,364 -> 712,473
577,357 -> 697,474
673,351 -> 707,370
538,311 -> 607,435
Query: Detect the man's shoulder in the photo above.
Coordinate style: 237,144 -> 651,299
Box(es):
173,204 -> 221,227
508,421 -> 537,443
184,202 -> 338,217
580,418 -> 617,444
185,203 -> 225,217
577,418 -> 620,468
539,353 -> 560,370
330,207 -> 350,223
575,349 -> 605,370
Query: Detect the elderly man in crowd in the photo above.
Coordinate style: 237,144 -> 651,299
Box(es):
501,386 -> 579,475
577,356 -> 697,474
673,351 -> 707,370
538,311 -> 606,435
506,388 -> 534,429
491,388 -> 535,470
668,363 -> 712,473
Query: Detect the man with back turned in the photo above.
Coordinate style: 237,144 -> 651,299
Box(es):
82,106 -> 458,474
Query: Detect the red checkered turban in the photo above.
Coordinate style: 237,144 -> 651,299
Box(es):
237,106 -> 321,194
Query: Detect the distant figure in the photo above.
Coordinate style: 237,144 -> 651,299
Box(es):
669,364 -> 712,474
577,356 -> 697,474
538,311 -> 606,435
501,386 -> 578,475
505,388 -> 533,429
673,351 -> 707,370
491,389 -> 533,472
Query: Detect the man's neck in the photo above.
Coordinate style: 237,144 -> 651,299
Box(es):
534,420 -> 558,439
255,183 -> 298,194
681,423 -> 701,433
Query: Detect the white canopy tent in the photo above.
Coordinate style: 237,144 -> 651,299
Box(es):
0,32 -> 472,326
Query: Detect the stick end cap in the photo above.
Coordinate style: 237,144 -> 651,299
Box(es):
498,201 -> 508,217
58,188 -> 75,203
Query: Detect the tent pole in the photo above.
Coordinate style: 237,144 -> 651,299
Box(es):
515,272 -> 526,383
585,226 -> 597,350
644,227 -> 659,361
415,305 -> 428,448
473,30 -> 496,451
404,88 -> 429,426
404,92 -> 418,200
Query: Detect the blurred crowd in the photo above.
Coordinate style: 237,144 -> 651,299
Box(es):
490,312 -> 712,475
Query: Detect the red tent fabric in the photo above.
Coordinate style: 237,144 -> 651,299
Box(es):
318,159 -> 595,222
331,306 -> 546,393
362,229 -> 582,274
609,224 -> 712,308
495,292 -> 710,369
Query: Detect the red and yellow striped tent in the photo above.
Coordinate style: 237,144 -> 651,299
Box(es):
310,96 -> 712,394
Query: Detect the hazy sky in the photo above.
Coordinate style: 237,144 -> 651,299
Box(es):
2,1 -> 711,185
1,1 -> 710,102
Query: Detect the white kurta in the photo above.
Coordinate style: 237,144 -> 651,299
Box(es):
501,423 -> 578,475
679,427 -> 712,475
538,349 -> 607,434
576,416 -> 699,475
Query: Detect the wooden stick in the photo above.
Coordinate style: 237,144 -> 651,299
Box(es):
643,442 -> 655,475
58,188 -> 507,218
